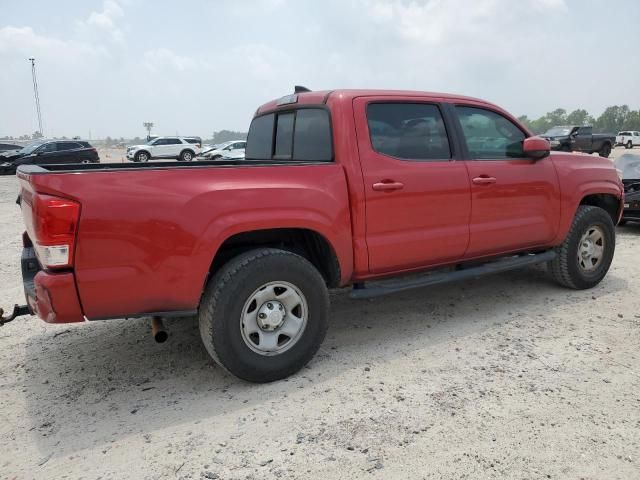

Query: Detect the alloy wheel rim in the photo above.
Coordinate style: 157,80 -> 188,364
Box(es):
240,281 -> 308,356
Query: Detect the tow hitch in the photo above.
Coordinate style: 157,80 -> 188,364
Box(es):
0,304 -> 31,326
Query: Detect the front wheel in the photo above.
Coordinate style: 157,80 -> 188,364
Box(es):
199,248 -> 329,383
599,143 -> 612,158
135,151 -> 149,162
548,205 -> 615,289
627,141 -> 633,149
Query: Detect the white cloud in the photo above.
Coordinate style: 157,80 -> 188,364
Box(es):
77,0 -> 126,44
0,25 -> 102,57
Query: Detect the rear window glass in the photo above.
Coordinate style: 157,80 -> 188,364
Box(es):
274,113 -> 294,158
293,109 -> 332,161
246,108 -> 332,161
245,114 -> 275,159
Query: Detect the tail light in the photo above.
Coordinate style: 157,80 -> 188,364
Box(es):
30,194 -> 80,269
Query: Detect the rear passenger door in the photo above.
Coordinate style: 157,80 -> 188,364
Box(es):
453,105 -> 560,258
353,98 -> 471,274
56,142 -> 83,163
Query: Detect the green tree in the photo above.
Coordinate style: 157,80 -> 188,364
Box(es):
623,110 -> 640,131
566,109 -> 594,126
595,105 -> 630,133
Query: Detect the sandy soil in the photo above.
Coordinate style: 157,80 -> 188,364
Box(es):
1,151 -> 639,479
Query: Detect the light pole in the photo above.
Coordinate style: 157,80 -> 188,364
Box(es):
143,122 -> 154,140
28,58 -> 43,137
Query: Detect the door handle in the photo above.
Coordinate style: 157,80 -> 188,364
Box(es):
372,181 -> 404,191
472,176 -> 497,185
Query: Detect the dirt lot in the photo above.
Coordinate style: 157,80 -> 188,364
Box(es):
1,150 -> 639,479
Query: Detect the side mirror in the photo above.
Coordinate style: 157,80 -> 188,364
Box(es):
523,136 -> 550,160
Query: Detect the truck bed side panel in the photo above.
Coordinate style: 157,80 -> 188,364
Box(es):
23,164 -> 352,320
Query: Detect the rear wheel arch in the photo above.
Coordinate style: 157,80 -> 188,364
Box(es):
205,228 -> 343,290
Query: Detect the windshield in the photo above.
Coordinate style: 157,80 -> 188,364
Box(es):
544,127 -> 572,137
19,141 -> 45,154
615,154 -> 640,180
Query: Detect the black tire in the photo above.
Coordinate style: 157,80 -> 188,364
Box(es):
199,248 -> 329,383
627,141 -> 633,149
599,143 -> 611,158
211,154 -> 222,161
135,151 -> 150,162
548,205 -> 615,289
180,150 -> 194,162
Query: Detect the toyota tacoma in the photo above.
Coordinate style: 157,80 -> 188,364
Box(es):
4,88 -> 624,382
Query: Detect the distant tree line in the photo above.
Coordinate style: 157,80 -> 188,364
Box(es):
518,105 -> 640,135
206,130 -> 247,144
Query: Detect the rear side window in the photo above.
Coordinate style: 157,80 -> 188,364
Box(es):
58,142 -> 81,150
455,106 -> 525,159
184,138 -> 201,144
366,103 -> 451,161
245,108 -> 332,161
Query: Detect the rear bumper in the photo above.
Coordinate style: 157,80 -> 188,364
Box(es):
22,247 -> 84,323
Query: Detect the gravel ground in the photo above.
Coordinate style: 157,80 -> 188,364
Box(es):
1,153 -> 639,479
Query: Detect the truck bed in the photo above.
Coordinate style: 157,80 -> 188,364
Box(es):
17,160 -> 353,321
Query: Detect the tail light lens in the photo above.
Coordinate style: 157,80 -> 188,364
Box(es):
30,194 -> 80,269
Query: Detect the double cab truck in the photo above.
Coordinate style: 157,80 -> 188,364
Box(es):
4,89 -> 623,382
541,125 -> 615,157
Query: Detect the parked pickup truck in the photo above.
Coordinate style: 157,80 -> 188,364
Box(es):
541,125 -> 615,157
5,89 -> 623,383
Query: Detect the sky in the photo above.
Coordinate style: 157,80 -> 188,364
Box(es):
1,0 -> 639,139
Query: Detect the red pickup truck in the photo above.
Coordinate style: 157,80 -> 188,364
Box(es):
6,88 -> 623,382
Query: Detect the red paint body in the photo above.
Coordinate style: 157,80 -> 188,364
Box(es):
17,90 -> 623,323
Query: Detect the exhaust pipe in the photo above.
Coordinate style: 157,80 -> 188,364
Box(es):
151,316 -> 168,343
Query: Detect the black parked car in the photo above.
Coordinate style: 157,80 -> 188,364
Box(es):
0,140 -> 100,174
0,143 -> 22,152
616,153 -> 640,225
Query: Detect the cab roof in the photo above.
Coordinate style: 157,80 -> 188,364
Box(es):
255,89 -> 492,115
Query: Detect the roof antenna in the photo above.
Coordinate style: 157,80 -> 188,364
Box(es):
294,85 -> 311,93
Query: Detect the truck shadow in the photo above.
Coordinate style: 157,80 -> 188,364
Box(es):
21,266 -> 627,458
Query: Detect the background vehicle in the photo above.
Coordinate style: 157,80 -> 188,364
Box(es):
616,131 -> 640,149
198,140 -> 246,160
126,136 -> 201,162
12,89 -> 622,383
542,125 -> 615,157
0,140 -> 98,174
615,153 -> 640,225
221,149 -> 245,161
0,142 -> 22,152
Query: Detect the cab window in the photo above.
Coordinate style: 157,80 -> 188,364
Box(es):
455,106 -> 525,159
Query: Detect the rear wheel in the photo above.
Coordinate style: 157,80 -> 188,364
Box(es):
180,150 -> 194,162
199,248 -> 329,383
548,205 -> 615,289
599,143 -> 612,158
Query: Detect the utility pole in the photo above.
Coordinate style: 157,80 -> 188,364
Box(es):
28,58 -> 43,137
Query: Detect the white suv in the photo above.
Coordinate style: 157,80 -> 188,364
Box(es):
127,137 -> 202,162
198,140 -> 246,160
616,131 -> 640,149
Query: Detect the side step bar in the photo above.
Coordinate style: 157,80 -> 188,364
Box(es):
350,250 -> 556,300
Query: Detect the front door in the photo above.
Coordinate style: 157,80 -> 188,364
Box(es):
453,105 -> 561,258
571,126 -> 592,152
353,98 -> 472,274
